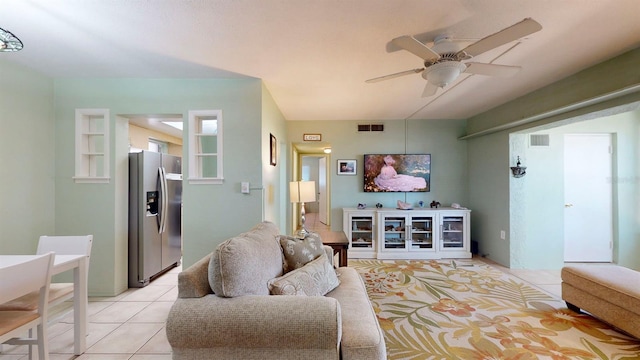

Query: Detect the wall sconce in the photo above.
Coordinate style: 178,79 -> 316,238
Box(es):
510,156 -> 527,178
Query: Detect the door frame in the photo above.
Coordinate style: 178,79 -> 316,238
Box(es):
291,148 -> 331,233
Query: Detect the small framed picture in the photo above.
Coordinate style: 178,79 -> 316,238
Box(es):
270,133 -> 277,166
337,159 -> 357,175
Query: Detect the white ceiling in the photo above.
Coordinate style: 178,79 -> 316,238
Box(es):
3,0 -> 640,122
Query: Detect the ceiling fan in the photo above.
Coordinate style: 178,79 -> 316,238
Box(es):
366,18 -> 542,97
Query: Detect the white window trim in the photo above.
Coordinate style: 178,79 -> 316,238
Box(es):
74,108 -> 110,183
188,110 -> 223,184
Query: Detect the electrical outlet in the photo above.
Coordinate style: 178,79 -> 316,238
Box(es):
500,230 -> 506,240
241,182 -> 250,194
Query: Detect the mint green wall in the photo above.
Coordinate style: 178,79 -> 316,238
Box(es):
467,132 -> 511,265
53,78 -> 268,295
520,111 -> 639,270
466,49 -> 640,137
467,48 -> 640,269
262,84 -> 288,232
287,119 -> 468,231
0,59 -> 55,255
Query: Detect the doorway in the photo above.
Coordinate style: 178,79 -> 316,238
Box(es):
301,155 -> 330,226
563,133 -> 613,262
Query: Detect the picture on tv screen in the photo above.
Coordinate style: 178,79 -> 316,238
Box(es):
364,154 -> 431,192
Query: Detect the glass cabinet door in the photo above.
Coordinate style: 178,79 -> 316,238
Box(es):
351,216 -> 374,249
383,216 -> 406,250
441,215 -> 465,249
409,216 -> 434,250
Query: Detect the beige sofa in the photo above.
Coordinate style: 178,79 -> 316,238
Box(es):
166,221 -> 386,359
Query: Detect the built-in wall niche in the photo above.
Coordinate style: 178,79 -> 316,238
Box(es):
188,110 -> 223,184
74,109 -> 110,183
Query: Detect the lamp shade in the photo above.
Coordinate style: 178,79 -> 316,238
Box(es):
290,181 -> 316,203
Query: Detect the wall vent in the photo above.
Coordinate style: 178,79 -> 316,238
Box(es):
358,124 -> 384,132
530,134 -> 550,147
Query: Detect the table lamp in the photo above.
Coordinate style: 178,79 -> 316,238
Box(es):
290,180 -> 316,238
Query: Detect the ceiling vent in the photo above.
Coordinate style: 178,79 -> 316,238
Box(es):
358,124 -> 384,132
530,134 -> 550,147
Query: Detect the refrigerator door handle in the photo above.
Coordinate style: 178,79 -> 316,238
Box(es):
158,167 -> 168,234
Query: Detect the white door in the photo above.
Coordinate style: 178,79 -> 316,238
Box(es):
318,157 -> 328,224
564,134 -> 613,262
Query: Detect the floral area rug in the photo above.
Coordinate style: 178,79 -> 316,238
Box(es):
350,259 -> 640,360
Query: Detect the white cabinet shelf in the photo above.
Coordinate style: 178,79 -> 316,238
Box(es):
343,208 -> 471,260
343,209 -> 376,258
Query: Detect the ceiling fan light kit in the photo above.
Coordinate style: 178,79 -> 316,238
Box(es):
0,27 -> 23,52
367,18 -> 542,97
423,61 -> 468,88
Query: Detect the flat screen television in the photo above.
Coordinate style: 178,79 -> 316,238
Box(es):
364,154 -> 430,192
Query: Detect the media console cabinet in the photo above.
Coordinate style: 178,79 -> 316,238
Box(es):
343,207 -> 471,260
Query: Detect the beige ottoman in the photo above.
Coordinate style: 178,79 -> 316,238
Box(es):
561,265 -> 640,339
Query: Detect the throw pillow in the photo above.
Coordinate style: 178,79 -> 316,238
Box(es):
209,221 -> 282,297
268,253 -> 340,296
279,233 -> 325,273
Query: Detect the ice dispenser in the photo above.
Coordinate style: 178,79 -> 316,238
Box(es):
146,191 -> 158,215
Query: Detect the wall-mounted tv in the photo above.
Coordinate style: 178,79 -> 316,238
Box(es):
364,154 -> 430,192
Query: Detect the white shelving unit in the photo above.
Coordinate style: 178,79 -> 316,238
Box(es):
342,209 -> 376,259
343,208 -> 471,260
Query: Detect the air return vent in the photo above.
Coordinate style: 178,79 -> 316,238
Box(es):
358,124 -> 384,132
530,134 -> 550,147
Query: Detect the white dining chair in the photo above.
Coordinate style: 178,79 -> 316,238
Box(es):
0,235 -> 93,313
0,235 -> 92,357
0,252 -> 55,360
36,235 -> 93,311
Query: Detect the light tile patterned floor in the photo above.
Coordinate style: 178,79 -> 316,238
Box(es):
1,213 -> 574,359
0,265 -> 179,360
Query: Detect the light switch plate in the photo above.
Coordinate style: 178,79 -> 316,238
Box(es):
241,182 -> 250,194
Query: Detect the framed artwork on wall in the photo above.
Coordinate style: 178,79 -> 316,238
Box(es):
337,159 -> 356,175
270,133 -> 277,166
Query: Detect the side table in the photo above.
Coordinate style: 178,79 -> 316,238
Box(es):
321,231 -> 349,267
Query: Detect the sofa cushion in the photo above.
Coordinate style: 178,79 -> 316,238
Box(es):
326,267 -> 387,359
209,221 -> 282,297
268,253 -> 340,296
279,233 -> 325,273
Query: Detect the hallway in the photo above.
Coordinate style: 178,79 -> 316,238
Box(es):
304,211 -> 335,239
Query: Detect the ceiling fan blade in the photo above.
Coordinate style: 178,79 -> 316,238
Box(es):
459,18 -> 542,58
392,35 -> 441,61
422,82 -> 439,97
365,68 -> 424,83
465,62 -> 521,77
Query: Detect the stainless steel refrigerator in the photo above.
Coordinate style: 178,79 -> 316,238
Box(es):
128,151 -> 182,287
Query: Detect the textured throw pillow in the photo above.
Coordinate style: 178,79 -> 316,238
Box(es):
268,253 -> 340,296
209,221 -> 282,297
279,233 -> 325,273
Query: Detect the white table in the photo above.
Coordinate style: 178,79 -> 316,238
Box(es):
0,254 -> 87,355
